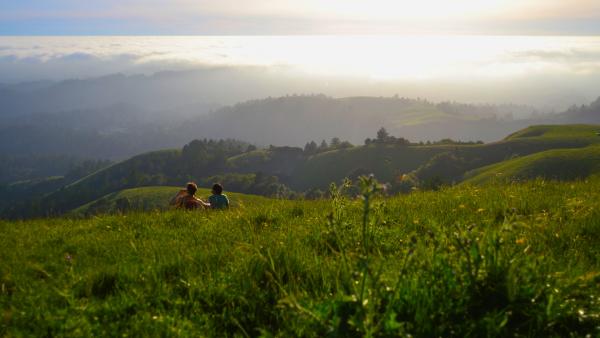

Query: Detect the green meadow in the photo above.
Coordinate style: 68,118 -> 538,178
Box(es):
1,178 -> 599,337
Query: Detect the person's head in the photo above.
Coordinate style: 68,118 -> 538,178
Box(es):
186,182 -> 198,196
212,183 -> 223,195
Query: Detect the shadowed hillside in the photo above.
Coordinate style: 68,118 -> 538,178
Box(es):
464,145 -> 600,184
3,124 -> 600,218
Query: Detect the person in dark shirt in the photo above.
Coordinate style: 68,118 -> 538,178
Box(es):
208,183 -> 229,209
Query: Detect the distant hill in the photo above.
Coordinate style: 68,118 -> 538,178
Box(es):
0,102 -> 215,160
555,97 -> 600,124
1,67 -> 598,165
184,95 -> 534,146
1,93 -> 550,186
0,69 -> 271,117
1,92 -> 539,161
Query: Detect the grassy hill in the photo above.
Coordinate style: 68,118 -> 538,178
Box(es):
7,124 -> 600,218
464,145 -> 600,184
505,124 -> 600,141
290,144 -> 450,189
36,149 -> 183,215
1,179 -> 598,336
72,186 -> 268,216
291,124 -> 600,189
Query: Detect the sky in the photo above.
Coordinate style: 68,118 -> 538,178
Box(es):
1,1 -> 600,110
1,0 -> 600,35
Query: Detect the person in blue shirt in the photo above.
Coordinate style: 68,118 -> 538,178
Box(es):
208,183 -> 229,209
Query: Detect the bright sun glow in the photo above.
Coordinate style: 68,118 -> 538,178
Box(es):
309,0 -> 509,20
3,35 -> 597,82
191,0 -> 542,23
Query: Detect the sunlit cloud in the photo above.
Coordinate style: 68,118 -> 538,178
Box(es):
0,35 -> 599,110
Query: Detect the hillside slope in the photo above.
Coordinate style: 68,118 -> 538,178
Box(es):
7,124 -> 600,218
504,124 -> 600,141
463,145 -> 600,184
291,124 -> 600,189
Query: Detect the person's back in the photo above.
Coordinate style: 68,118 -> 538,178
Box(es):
182,194 -> 203,210
171,182 -> 207,210
208,183 -> 229,209
208,193 -> 229,209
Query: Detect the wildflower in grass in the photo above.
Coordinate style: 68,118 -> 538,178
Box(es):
64,253 -> 73,263
477,208 -> 485,213
516,238 -> 526,245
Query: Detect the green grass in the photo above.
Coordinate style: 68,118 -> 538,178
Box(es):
464,145 -> 600,184
1,179 -> 599,337
72,186 -> 268,216
505,124 -> 600,141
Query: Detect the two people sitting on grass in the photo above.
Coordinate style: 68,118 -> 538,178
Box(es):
170,182 -> 229,210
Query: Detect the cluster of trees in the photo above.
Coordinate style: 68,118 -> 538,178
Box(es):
561,97 -> 600,123
364,128 -> 411,146
427,139 -> 484,145
303,138 -> 354,155
181,139 -> 252,176
200,172 -> 293,199
363,127 -> 484,147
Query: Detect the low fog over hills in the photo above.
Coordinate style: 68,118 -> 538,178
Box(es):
0,49 -> 599,184
1,82 -> 551,160
2,72 -> 600,163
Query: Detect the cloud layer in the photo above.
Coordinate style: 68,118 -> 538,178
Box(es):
0,36 -> 599,110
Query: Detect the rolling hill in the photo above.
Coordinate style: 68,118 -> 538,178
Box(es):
289,124 -> 600,189
463,145 -> 600,184
3,92 -> 599,189
504,124 -> 600,141
5,124 -> 600,218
